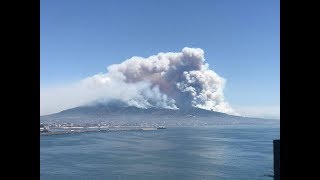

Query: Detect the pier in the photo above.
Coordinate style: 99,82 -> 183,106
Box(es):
273,139 -> 280,180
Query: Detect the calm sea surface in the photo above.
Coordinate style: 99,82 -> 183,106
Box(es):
40,124 -> 279,180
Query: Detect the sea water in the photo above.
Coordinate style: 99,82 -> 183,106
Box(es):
40,124 -> 279,180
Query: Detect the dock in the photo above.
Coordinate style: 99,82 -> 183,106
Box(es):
273,139 -> 280,180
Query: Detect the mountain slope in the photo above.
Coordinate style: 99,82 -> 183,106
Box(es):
40,103 -> 276,126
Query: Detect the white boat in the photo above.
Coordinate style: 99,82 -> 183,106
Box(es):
157,126 -> 166,129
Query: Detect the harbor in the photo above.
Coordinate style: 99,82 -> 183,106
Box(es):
40,123 -> 166,136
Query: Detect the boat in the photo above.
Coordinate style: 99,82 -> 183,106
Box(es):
157,126 -> 166,129
40,128 -> 50,133
40,126 -> 50,133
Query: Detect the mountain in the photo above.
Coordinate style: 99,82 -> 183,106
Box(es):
40,102 -> 277,127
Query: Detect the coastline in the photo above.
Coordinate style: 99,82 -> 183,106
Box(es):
40,127 -> 161,136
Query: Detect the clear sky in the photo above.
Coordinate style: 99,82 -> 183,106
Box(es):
41,0 -> 279,119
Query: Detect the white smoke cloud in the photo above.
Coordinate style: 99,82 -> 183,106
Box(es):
41,47 -> 237,115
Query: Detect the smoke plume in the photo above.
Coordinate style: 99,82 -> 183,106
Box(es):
41,47 -> 236,115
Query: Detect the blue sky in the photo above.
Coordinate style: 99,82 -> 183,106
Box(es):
41,0 -> 279,119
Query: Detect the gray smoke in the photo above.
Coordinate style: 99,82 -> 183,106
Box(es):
40,47 -> 237,115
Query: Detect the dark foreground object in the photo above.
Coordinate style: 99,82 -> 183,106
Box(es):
273,139 -> 280,180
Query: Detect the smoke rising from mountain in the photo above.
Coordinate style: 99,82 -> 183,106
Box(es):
41,47 -> 236,115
